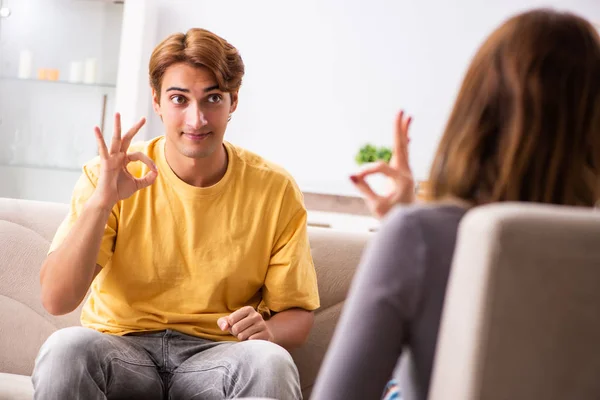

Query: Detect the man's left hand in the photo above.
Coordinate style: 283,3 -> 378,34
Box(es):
217,306 -> 274,342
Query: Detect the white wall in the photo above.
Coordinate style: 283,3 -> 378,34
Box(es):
130,0 -> 599,196
114,0 -> 158,130
0,165 -> 80,203
2,0 -> 598,202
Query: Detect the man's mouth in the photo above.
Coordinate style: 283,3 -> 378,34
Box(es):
183,132 -> 212,141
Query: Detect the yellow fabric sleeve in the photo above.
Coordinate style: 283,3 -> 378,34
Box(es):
262,181 -> 320,313
48,161 -> 119,268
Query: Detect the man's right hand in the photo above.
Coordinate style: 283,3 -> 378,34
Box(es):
90,113 -> 158,210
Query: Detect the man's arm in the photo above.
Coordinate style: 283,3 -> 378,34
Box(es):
40,198 -> 110,315
251,182 -> 320,348
217,306 -> 314,350
265,308 -> 314,349
40,114 -> 155,316
216,179 -> 320,348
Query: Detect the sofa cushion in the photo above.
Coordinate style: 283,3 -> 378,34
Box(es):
0,198 -> 69,242
297,227 -> 371,397
0,373 -> 34,400
0,219 -> 84,376
307,227 -> 370,310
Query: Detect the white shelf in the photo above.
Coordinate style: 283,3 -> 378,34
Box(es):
0,76 -> 116,89
0,163 -> 81,172
307,210 -> 379,232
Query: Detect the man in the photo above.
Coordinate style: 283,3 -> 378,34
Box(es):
33,28 -> 319,400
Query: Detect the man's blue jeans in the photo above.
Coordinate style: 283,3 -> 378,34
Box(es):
32,327 -> 301,400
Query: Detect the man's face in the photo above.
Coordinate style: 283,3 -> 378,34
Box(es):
152,62 -> 237,159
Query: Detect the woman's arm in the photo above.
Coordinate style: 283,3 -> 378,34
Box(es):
311,208 -> 427,400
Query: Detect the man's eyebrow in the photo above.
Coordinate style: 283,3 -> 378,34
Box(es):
203,85 -> 220,92
164,85 -> 220,93
165,86 -> 189,93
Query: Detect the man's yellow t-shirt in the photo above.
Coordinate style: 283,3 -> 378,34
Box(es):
49,136 -> 320,341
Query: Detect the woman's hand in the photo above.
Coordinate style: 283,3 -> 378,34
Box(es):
350,110 -> 414,219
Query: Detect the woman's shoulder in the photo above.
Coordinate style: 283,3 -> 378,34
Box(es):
383,202 -> 469,232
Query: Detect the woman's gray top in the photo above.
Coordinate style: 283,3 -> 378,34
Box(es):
311,203 -> 468,400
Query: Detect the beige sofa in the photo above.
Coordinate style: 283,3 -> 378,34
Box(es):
429,203 -> 600,400
0,197 -> 370,400
5,197 -> 599,400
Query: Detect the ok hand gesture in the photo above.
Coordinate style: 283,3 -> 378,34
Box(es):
91,113 -> 158,210
350,110 -> 415,219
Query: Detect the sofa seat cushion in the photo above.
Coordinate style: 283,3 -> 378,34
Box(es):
0,373 -> 33,400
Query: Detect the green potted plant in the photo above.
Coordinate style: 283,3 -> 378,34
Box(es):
355,144 -> 392,165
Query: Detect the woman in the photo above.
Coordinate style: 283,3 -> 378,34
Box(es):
311,8 -> 600,400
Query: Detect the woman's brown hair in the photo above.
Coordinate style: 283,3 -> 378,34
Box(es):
428,9 -> 600,207
149,28 -> 244,101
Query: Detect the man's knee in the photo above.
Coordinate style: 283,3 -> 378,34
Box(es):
33,327 -> 106,396
40,327 -> 101,357
35,326 -> 108,370
238,340 -> 298,377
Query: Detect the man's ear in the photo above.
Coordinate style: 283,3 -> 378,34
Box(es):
229,91 -> 238,114
152,88 -> 161,116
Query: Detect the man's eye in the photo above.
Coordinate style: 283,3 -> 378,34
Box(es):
171,95 -> 186,105
207,94 -> 222,103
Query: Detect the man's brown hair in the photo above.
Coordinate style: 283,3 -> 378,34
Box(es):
149,28 -> 244,101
